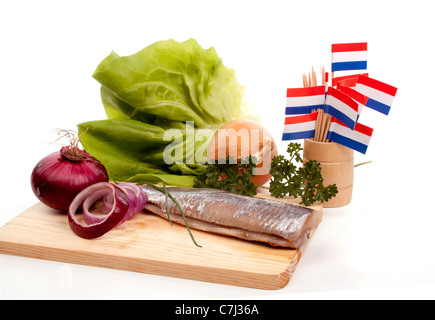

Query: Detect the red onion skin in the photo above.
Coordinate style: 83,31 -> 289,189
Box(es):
68,183 -> 130,239
31,149 -> 109,212
85,183 -> 147,225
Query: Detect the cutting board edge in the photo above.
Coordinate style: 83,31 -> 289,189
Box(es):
0,195 -> 321,290
0,237 -> 297,290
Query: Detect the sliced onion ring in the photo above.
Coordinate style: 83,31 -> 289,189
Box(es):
99,182 -> 147,225
68,182 -> 131,239
83,186 -> 136,226
118,182 -> 148,217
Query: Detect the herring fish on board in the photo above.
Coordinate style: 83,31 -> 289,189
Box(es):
141,186 -> 322,249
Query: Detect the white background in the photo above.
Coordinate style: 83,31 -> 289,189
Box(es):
1,0 -> 434,300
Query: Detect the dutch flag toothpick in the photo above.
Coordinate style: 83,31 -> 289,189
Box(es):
337,83 -> 368,117
282,112 -> 318,141
324,87 -> 359,130
331,42 -> 368,73
354,74 -> 398,116
281,41 -> 397,156
285,86 -> 326,115
327,118 -> 374,154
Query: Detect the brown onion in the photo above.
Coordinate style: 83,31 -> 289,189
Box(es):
206,119 -> 278,186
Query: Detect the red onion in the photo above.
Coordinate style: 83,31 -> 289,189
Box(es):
68,182 -> 128,239
84,182 -> 147,226
31,145 -> 109,211
115,182 -> 148,223
68,182 -> 148,239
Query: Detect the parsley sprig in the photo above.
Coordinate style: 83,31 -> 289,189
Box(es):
193,142 -> 338,206
193,156 -> 258,196
269,143 -> 338,206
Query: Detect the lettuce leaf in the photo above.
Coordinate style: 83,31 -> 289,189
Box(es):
78,39 -> 247,186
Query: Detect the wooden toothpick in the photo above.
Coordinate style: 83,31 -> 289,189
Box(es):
312,66 -> 317,86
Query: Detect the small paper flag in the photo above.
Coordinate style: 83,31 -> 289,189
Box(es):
354,75 -> 398,115
282,112 -> 318,141
332,73 -> 369,87
337,83 -> 368,116
327,118 -> 374,154
332,42 -> 368,72
324,87 -> 359,130
285,86 -> 326,115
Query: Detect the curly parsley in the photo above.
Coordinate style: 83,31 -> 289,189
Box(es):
193,156 -> 258,196
269,143 -> 338,206
193,143 -> 338,206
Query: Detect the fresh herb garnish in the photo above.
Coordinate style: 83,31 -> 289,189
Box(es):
193,156 -> 258,197
269,143 -> 338,206
145,183 -> 202,248
193,143 -> 338,206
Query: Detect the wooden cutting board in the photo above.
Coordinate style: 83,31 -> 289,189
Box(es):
0,195 -> 322,290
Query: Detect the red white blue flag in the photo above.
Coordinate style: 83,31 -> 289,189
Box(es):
327,118 -> 374,154
282,112 -> 318,141
332,42 -> 368,72
354,75 -> 398,115
332,73 -> 369,87
324,87 -> 359,130
337,83 -> 368,116
285,86 -> 326,115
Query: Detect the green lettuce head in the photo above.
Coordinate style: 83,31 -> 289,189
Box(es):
78,39 -> 249,186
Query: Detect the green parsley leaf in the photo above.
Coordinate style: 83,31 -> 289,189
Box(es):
193,155 -> 258,197
269,142 -> 338,206
193,142 -> 338,206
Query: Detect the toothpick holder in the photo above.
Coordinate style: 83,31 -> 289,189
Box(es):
303,139 -> 354,208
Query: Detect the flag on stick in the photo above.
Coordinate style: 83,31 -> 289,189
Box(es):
282,112 -> 318,141
332,73 -> 369,87
332,42 -> 368,72
354,75 -> 398,115
324,87 -> 359,130
337,83 -> 368,116
285,86 -> 326,115
327,118 -> 374,154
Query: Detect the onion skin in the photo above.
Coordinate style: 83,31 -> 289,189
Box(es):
84,182 -> 147,226
31,147 -> 109,212
116,182 -> 148,222
68,183 -> 130,239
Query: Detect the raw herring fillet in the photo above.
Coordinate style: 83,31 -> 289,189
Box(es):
141,186 -> 321,249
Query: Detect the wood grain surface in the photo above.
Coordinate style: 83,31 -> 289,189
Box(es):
0,195 -> 322,290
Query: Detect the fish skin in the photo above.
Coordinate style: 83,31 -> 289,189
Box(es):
141,186 -> 321,249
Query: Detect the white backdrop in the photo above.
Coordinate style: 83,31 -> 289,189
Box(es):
1,0 -> 434,300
